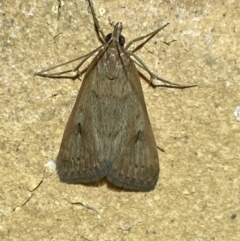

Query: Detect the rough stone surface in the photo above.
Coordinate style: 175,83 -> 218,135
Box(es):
1,0 -> 240,240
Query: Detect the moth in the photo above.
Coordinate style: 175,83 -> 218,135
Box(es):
35,0 -> 195,191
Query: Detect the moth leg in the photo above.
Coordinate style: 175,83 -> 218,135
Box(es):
88,0 -> 106,42
130,52 -> 197,88
125,23 -> 169,50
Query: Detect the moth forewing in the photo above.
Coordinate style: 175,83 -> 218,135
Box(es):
106,46 -> 159,191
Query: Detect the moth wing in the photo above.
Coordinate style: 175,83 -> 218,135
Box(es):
106,55 -> 159,191
56,50 -> 110,183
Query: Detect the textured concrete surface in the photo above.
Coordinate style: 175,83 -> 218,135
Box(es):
1,0 -> 240,240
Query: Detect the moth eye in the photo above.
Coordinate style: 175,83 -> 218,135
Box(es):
105,33 -> 112,43
105,33 -> 125,46
119,35 -> 125,46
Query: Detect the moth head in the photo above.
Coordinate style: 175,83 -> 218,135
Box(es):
105,22 -> 125,46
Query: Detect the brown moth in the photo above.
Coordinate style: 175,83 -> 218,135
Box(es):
35,0 -> 195,191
